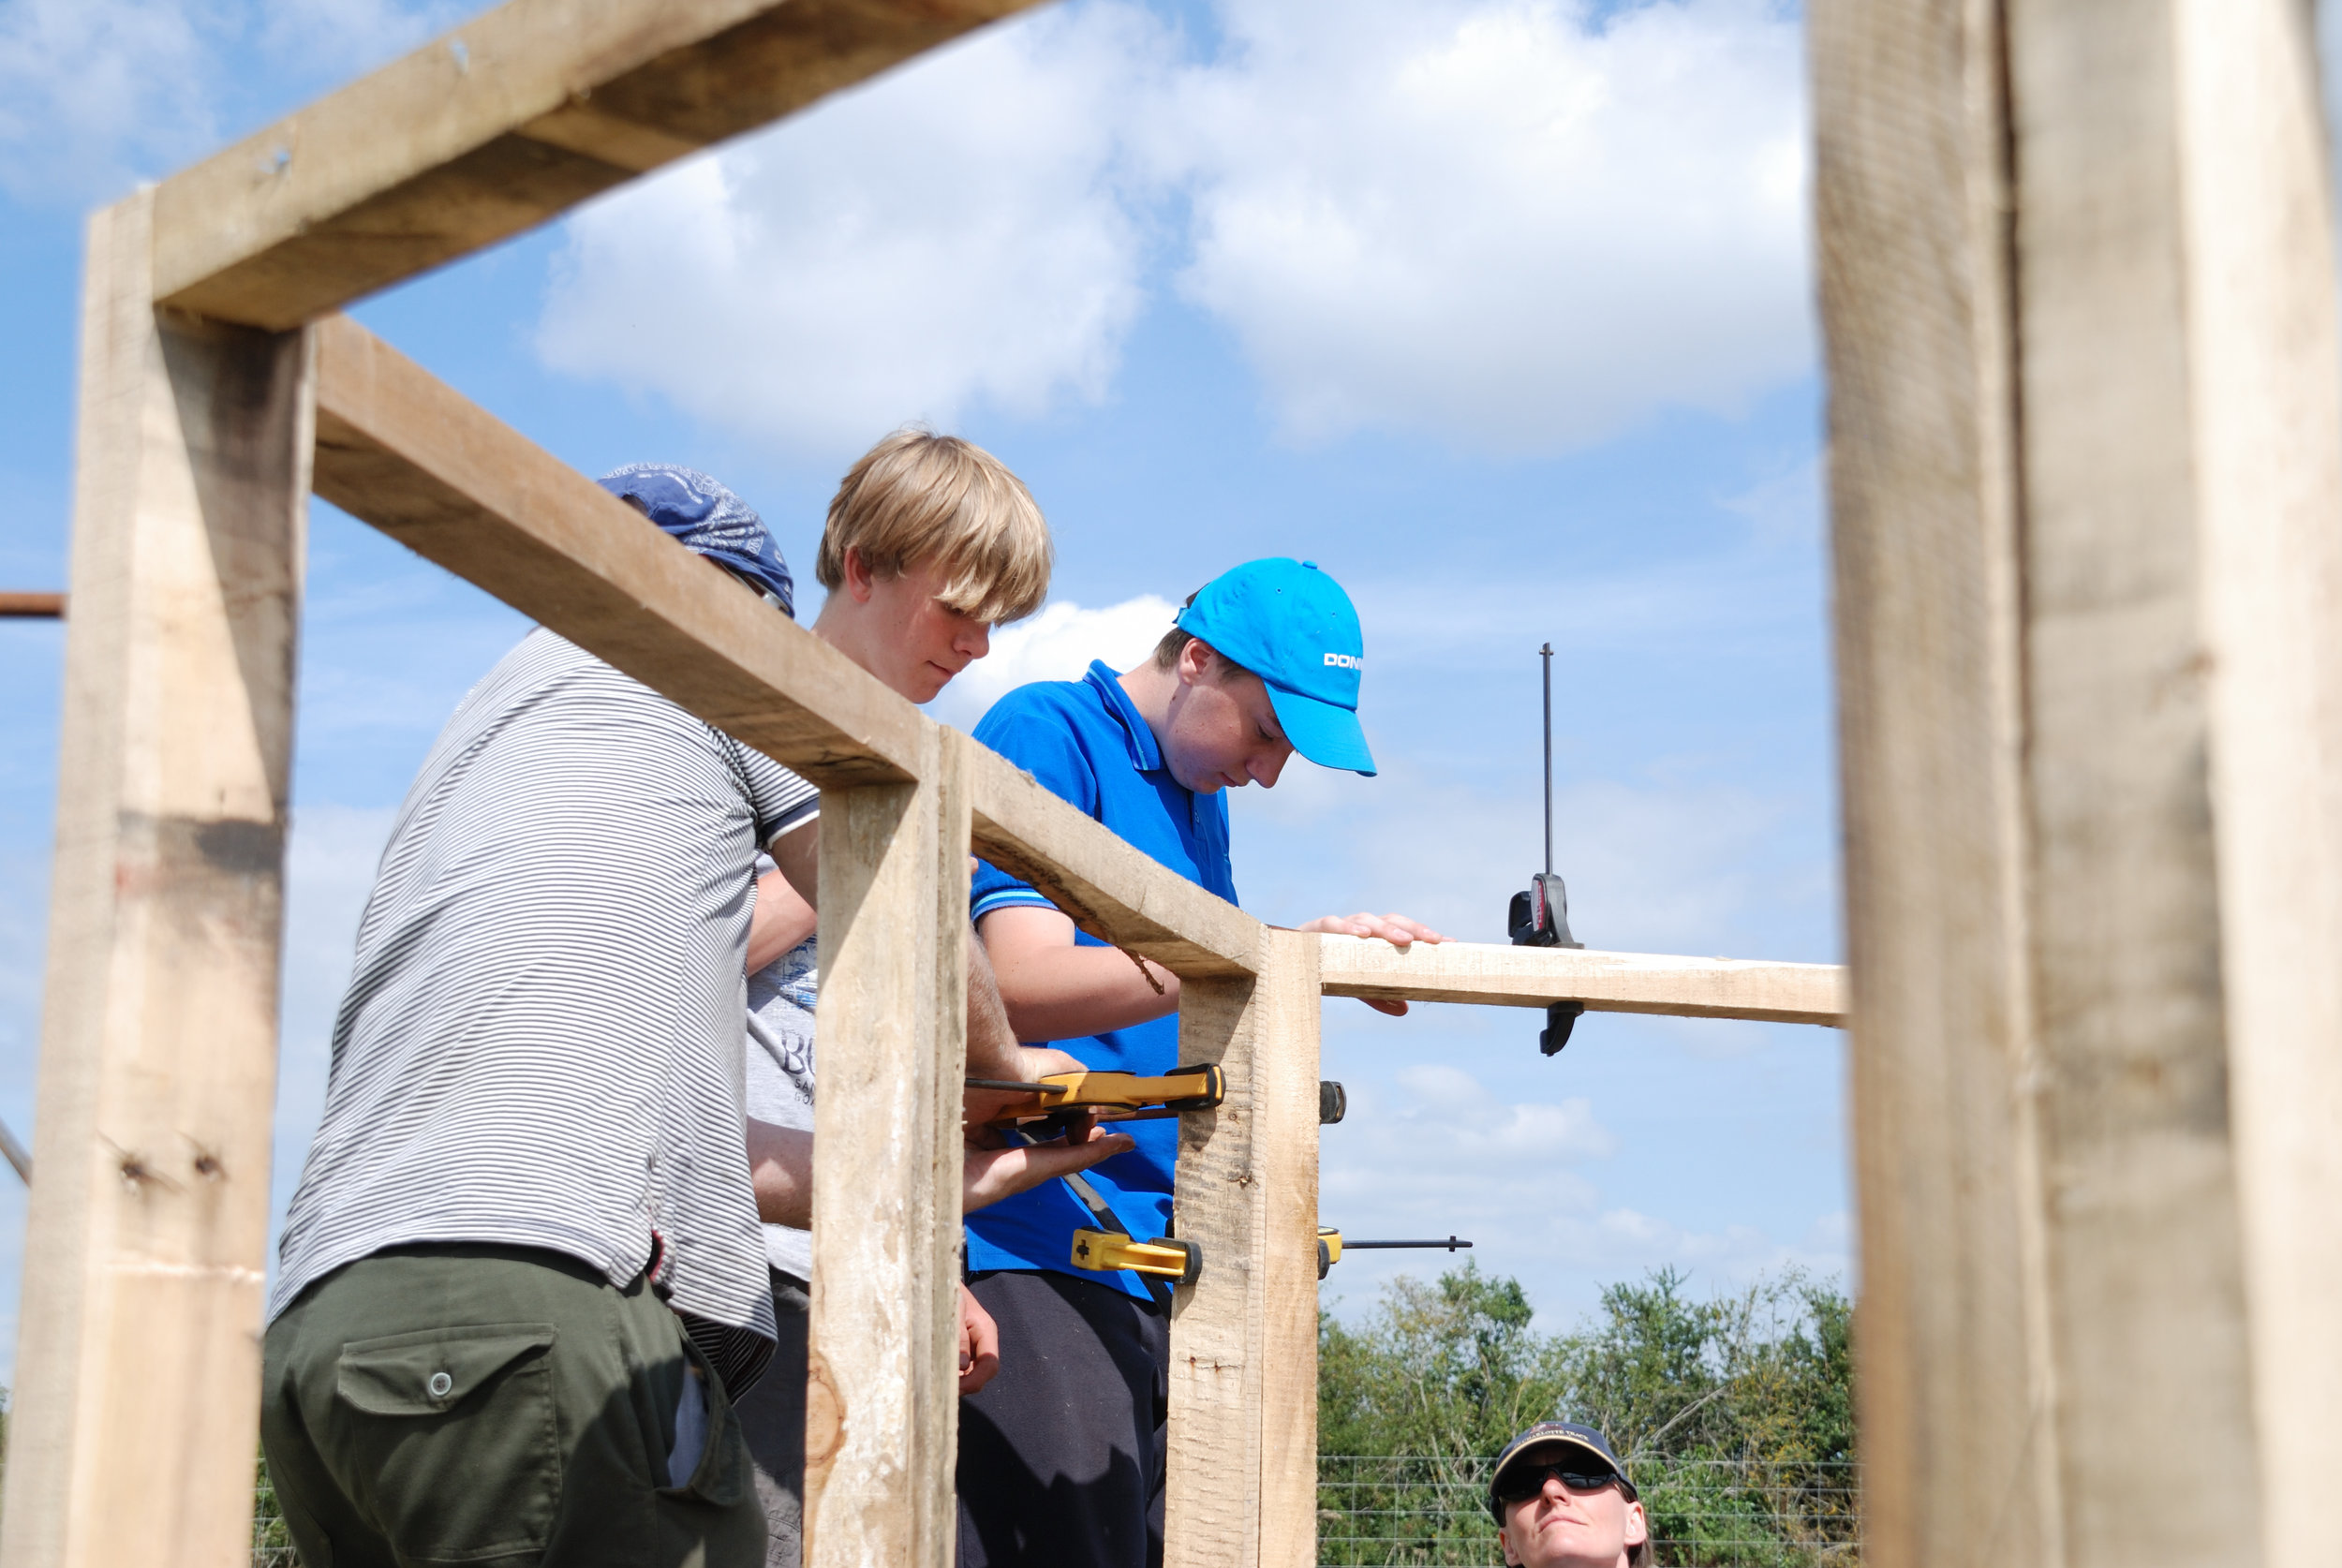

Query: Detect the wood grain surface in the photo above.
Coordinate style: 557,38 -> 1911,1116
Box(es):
153,0 -> 1051,328
1,189 -> 313,1568
1314,937 -> 1843,1027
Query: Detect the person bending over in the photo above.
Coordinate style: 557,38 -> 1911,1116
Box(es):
956,558 -> 1445,1568
715,431 -> 1133,1567
260,463 -> 1089,1568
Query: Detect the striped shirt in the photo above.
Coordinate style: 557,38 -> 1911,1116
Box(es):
270,629 -> 819,1391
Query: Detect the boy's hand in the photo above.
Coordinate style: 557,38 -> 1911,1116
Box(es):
957,1282 -> 1001,1395
961,1043 -> 1089,1129
962,1120 -> 1134,1212
1296,911 -> 1449,1014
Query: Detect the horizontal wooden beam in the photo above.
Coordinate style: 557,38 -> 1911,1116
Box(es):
967,746 -> 1262,978
1314,937 -> 1845,1027
311,315 -> 922,787
310,316 -> 1258,971
151,0 -> 1047,329
0,592 -> 67,618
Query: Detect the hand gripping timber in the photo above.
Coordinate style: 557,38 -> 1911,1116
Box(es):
969,1063 -> 1225,1130
1072,1228 -> 1204,1286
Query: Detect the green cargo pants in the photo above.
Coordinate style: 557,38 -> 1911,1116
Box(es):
260,1244 -> 766,1568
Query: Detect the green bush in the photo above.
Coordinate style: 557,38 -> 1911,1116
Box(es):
1318,1264 -> 1857,1566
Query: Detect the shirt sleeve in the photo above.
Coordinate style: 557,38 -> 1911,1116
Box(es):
727,740 -> 820,846
969,694 -> 1100,923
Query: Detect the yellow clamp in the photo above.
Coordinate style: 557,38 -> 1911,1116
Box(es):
1317,1228 -> 1344,1280
982,1063 -> 1225,1127
1070,1229 -> 1204,1286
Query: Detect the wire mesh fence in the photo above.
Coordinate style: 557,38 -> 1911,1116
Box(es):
253,1464 -> 301,1568
243,1453 -> 1859,1566
1316,1455 -> 1860,1567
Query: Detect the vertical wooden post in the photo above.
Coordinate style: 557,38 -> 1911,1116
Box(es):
1164,927 -> 1318,1568
804,724 -> 968,1568
1,190 -> 313,1568
1816,0 -> 2342,1564
1810,5 -> 2058,1562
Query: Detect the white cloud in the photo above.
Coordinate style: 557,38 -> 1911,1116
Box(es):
0,0 -> 475,203
0,0 -> 218,200
926,593 -> 1177,730
1237,758 -> 1802,957
536,2 -> 1170,457
532,0 -> 1812,458
1322,1060 -> 1611,1217
1162,0 -> 1811,453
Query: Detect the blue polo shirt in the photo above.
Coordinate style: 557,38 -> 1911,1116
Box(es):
966,661 -> 1238,1297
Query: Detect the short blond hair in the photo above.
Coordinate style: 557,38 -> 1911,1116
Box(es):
818,429 -> 1052,625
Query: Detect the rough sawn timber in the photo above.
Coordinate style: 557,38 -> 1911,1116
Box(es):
1314,937 -> 1844,1027
308,314 -> 923,789
802,729 -> 968,1568
1,189 -> 313,1568
1816,0 -> 2342,1564
1163,929 -> 1320,1568
152,0 -> 1051,329
967,743 -> 1261,978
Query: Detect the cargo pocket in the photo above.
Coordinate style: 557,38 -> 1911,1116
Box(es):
657,1332 -> 749,1510
334,1324 -> 560,1565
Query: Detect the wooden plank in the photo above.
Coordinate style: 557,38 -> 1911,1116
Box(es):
1164,922 -> 1324,1568
2007,3 -> 2266,1562
0,189 -> 312,1568
151,0 -> 1050,329
314,317 -> 1267,974
1252,931 -> 1321,1568
1809,1 -> 2063,1557
966,741 -> 1262,978
1819,0 -> 2342,1563
802,725 -> 966,1568
308,314 -> 921,788
1164,974 -> 1264,1568
2161,2 -> 2342,1558
1313,937 -> 1844,1027
0,592 -> 66,617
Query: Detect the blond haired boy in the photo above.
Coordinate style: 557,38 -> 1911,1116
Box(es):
729,430 -> 1106,1568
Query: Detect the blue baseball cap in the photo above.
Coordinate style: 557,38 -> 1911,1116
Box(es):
598,462 -> 795,617
1175,558 -> 1375,777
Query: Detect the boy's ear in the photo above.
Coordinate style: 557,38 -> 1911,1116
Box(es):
840,544 -> 878,603
1178,635 -> 1216,686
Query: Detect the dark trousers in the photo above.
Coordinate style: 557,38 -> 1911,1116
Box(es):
260,1243 -> 765,1568
731,1269 -> 811,1568
956,1269 -> 1170,1568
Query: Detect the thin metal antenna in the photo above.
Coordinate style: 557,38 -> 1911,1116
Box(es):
1540,643 -> 1554,877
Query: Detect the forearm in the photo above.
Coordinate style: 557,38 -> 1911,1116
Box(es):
985,925 -> 1180,1042
746,1118 -> 813,1229
964,933 -> 1029,1079
747,868 -> 819,974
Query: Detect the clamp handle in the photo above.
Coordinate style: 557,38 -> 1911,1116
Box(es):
1070,1229 -> 1204,1286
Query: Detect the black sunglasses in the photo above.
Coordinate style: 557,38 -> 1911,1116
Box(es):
1496,1460 -> 1630,1504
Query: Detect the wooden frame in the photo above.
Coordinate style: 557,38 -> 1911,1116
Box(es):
1815,1 -> 2342,1563
8,3 -> 1897,1566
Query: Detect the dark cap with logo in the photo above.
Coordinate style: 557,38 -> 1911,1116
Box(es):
1486,1421 -> 1637,1520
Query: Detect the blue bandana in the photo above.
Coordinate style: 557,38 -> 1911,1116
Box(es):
597,463 -> 795,618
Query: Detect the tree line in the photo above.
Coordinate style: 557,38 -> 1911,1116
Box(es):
1319,1263 -> 1856,1566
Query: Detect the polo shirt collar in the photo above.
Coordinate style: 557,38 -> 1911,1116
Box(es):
1084,659 -> 1165,775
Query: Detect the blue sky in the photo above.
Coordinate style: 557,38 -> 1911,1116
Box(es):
0,0 -> 1839,1373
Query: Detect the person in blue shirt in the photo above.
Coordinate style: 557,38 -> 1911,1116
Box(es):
956,558 -> 1444,1568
